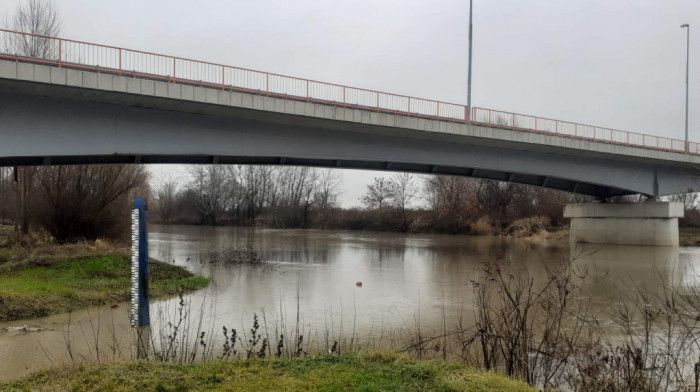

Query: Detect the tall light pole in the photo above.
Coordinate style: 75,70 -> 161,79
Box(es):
682,23 -> 690,151
467,0 -> 473,124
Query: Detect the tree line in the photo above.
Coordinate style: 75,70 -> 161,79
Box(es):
151,165 -> 589,234
6,163 -> 700,243
0,165 -> 148,242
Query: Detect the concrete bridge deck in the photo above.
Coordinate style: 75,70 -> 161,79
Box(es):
1,58 -> 699,199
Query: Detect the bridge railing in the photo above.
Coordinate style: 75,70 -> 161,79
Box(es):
0,28 -> 694,156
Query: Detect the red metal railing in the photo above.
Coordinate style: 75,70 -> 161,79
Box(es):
0,28 -> 696,155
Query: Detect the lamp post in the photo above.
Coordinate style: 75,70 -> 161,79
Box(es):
681,23 -> 689,152
467,0 -> 473,124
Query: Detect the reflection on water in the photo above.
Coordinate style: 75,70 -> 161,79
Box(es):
1,225 -> 699,380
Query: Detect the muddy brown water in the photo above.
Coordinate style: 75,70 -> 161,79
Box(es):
1,224 -> 699,380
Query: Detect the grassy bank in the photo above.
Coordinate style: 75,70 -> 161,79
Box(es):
0,353 -> 535,392
0,231 -> 209,321
0,255 -> 209,321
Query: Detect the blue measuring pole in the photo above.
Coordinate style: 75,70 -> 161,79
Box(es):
133,198 -> 150,327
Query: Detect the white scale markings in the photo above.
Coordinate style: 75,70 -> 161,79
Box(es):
130,208 -> 139,328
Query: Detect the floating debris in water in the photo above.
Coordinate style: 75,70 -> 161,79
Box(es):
206,243 -> 274,270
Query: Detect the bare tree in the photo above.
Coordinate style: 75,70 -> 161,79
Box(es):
154,175 -> 181,224
668,190 -> 698,211
0,167 -> 12,224
388,173 -> 418,231
235,166 -> 277,223
2,0 -> 61,235
313,169 -> 342,229
2,0 -> 61,58
477,180 -> 515,226
274,167 -> 318,227
423,175 -> 478,233
189,165 -> 230,225
15,166 -> 37,235
361,177 -> 393,210
35,165 -> 147,241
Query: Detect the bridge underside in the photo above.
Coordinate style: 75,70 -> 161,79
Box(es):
0,152 -> 629,198
0,71 -> 698,199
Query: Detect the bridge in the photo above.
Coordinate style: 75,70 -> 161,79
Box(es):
0,29 -> 697,246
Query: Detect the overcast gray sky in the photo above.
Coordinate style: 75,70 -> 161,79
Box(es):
2,0 -> 698,207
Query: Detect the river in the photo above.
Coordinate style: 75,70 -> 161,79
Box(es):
1,224 -> 699,380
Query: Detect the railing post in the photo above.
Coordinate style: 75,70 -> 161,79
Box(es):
266,74 -> 269,95
221,66 -> 225,90
436,102 -> 440,119
172,57 -> 176,82
512,113 -> 515,130
376,92 -> 379,112
574,124 -> 578,137
463,106 -> 467,123
343,86 -> 346,107
408,97 -> 411,116
626,132 -> 629,145
555,121 -> 559,134
118,49 -> 122,75
306,80 -> 309,102
488,109 -> 491,125
535,117 -> 537,132
58,39 -> 62,68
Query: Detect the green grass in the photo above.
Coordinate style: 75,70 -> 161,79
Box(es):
0,254 -> 209,321
0,353 -> 536,392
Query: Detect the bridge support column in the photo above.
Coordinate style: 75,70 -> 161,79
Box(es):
564,202 -> 683,246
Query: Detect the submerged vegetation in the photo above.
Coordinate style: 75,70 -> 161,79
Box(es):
206,243 -> 264,265
0,353 -> 535,392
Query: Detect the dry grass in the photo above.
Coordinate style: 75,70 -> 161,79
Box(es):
471,216 -> 496,236
0,226 -> 120,269
505,216 -> 552,237
0,240 -> 119,268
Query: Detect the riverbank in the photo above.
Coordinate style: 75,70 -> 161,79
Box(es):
0,230 -> 209,321
680,227 -> 700,247
0,353 -> 535,392
511,226 -> 700,247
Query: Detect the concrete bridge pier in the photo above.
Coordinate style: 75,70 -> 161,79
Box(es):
564,202 -> 683,246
